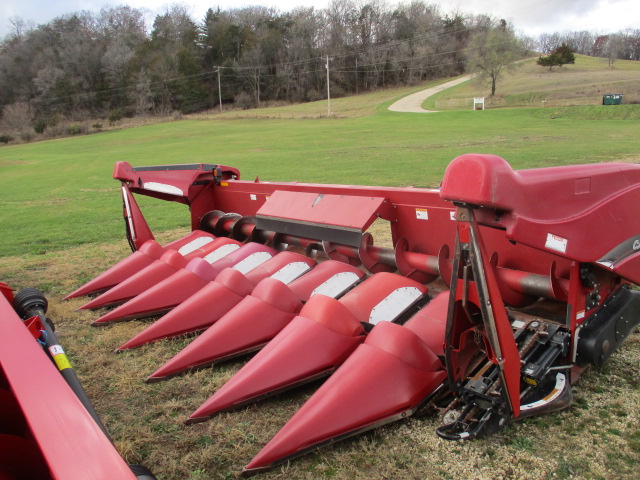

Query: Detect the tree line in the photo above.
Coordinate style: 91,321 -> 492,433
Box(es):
537,30 -> 640,66
0,2 -> 484,121
0,1 -> 638,141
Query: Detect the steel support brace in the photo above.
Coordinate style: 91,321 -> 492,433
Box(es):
445,206 -> 521,418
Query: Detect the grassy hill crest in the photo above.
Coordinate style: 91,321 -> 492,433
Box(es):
423,55 -> 640,111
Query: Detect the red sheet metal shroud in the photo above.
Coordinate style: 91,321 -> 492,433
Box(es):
147,260 -> 365,381
116,251 -> 316,350
93,242 -> 275,325
80,236 -> 241,310
440,153 -> 640,284
243,292 -> 450,474
64,230 -> 215,299
187,272 -> 427,423
0,289 -> 138,479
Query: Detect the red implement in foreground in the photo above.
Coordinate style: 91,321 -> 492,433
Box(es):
0,283 -> 153,479
244,299 -> 449,474
68,154 -> 640,475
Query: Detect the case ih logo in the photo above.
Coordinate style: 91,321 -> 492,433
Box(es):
633,239 -> 640,251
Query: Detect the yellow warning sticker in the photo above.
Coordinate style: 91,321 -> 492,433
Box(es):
221,182 -> 229,187
49,345 -> 72,371
53,354 -> 72,371
415,208 -> 428,220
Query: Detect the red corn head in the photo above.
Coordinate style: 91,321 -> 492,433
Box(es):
187,272 -> 427,422
116,251 -> 315,350
93,243 -> 275,325
242,293 -> 450,474
402,290 -> 449,356
147,261 -> 365,381
162,230 -> 217,253
80,249 -> 188,310
188,295 -> 365,423
80,237 -> 241,310
64,240 -> 165,300
65,230 -> 216,300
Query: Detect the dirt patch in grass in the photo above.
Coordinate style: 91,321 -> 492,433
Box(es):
2,231 -> 639,480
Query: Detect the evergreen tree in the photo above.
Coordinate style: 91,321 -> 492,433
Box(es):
537,42 -> 575,70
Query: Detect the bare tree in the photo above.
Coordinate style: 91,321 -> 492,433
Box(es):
597,34 -> 626,66
466,21 -> 525,97
132,70 -> 154,115
537,32 -> 561,53
1,102 -> 33,132
8,16 -> 34,40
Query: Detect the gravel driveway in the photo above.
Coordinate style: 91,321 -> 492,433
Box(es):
388,75 -> 473,113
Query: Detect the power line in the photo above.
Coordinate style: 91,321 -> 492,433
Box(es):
4,7 -> 624,113
21,31 -> 525,110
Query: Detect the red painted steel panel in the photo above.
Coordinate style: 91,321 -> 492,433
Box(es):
441,154 -> 640,272
149,261 -> 365,381
188,313 -> 366,422
257,190 -> 392,229
149,294 -> 299,381
81,248 -> 189,310
0,294 -> 137,479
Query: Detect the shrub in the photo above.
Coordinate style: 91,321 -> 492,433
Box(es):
234,91 -> 256,110
33,120 -> 47,134
108,109 -> 123,125
43,123 -> 67,139
47,114 -> 61,127
92,122 -> 103,130
20,131 -> 34,142
67,124 -> 83,135
0,134 -> 14,144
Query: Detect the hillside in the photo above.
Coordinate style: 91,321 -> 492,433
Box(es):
424,55 -> 640,110
188,54 -> 640,121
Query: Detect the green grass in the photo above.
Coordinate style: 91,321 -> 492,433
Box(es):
2,98 -> 639,257
1,59 -> 640,479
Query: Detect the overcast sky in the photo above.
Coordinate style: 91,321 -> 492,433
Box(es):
2,0 -> 639,39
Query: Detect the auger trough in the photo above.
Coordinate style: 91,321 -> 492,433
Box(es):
66,153 -> 640,475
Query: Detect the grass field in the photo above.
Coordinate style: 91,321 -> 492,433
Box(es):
2,84 -> 640,259
1,58 -> 640,480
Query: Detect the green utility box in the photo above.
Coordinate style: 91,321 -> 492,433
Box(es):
603,94 -> 623,105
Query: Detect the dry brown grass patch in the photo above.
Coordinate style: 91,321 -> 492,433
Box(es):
1,231 -> 639,479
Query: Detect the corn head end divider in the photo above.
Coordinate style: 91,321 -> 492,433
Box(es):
65,154 -> 640,475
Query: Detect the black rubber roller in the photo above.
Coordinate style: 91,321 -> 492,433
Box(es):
13,288 -> 48,319
129,464 -> 158,480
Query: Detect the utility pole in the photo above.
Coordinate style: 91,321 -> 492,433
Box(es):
326,55 -> 331,116
355,57 -> 358,94
217,67 -> 222,113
